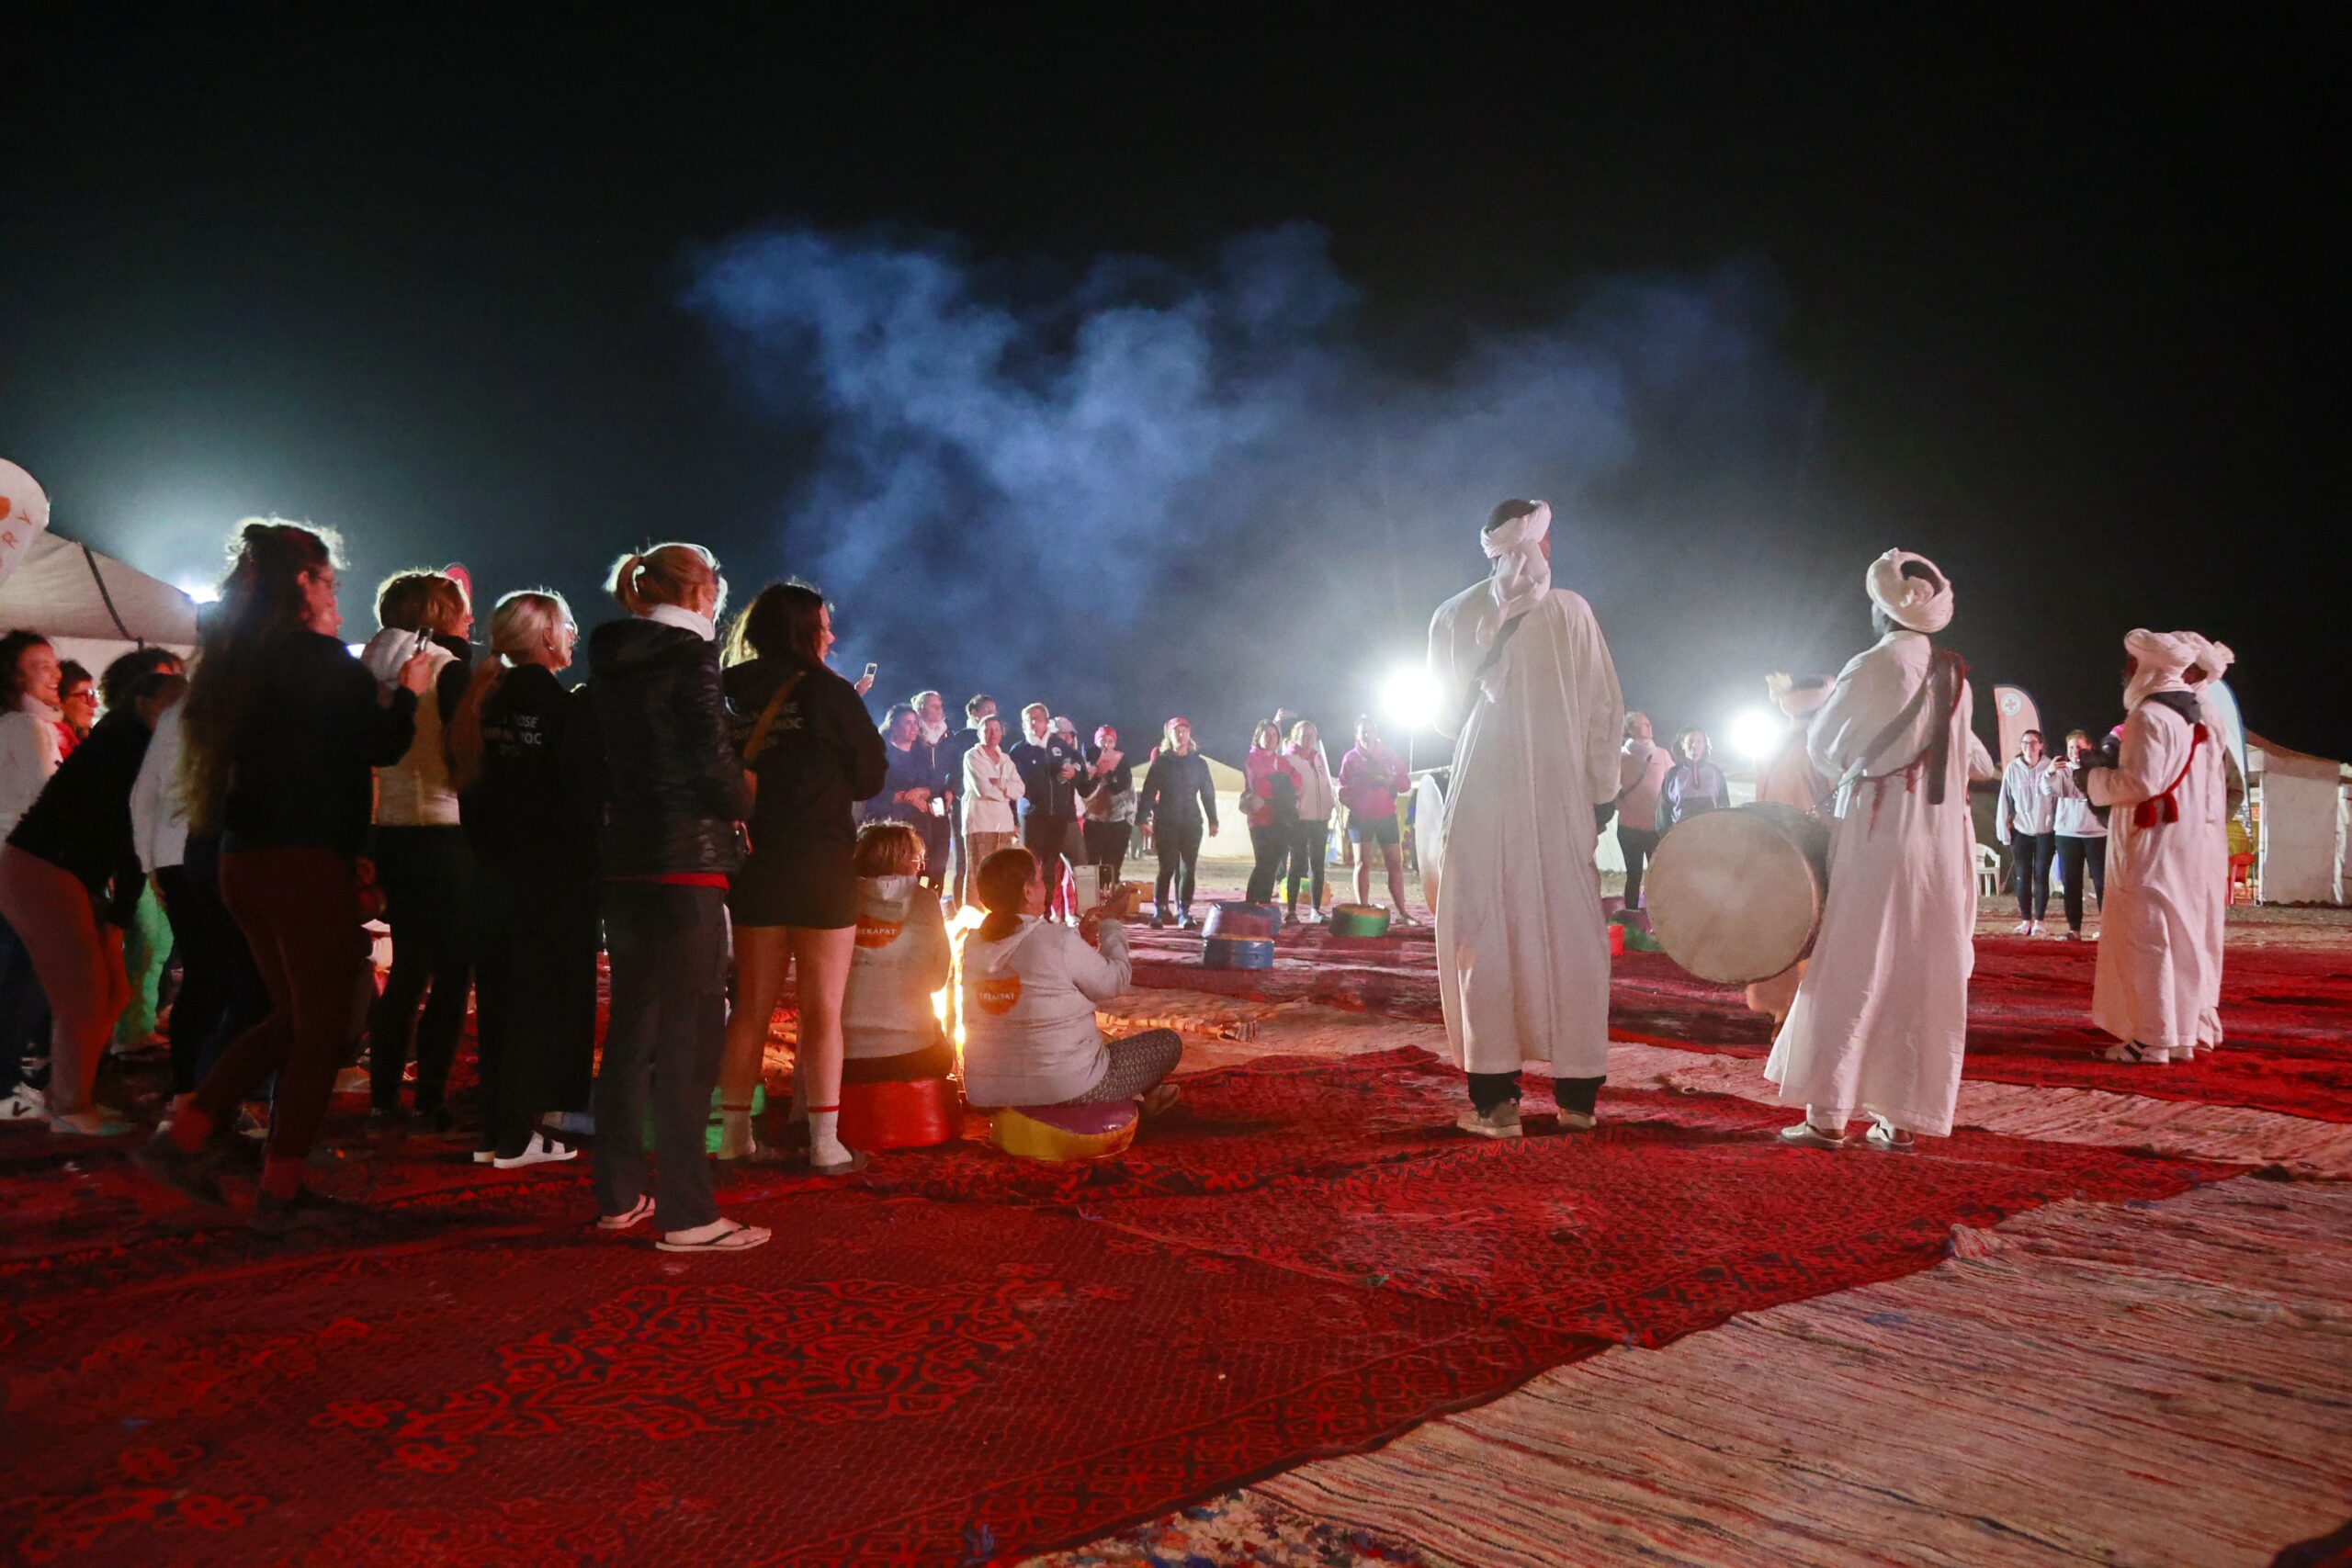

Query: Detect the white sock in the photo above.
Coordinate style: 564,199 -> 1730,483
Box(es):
809,1107 -> 849,1165
718,1108 -> 755,1158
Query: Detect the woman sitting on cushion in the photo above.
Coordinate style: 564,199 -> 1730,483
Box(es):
960,845 -> 1181,1117
841,822 -> 955,1083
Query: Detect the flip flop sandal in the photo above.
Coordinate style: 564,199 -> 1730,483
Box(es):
807,1149 -> 869,1177
596,1195 -> 656,1231
1139,1083 -> 1182,1121
655,1219 -> 772,1253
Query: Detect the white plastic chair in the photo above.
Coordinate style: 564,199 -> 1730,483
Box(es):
1974,842 -> 2003,901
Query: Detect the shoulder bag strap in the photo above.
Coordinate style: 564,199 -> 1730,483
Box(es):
741,669 -> 808,763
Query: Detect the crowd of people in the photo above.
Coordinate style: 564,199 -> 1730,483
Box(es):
0,500 -> 2239,1243
0,519 -> 1420,1246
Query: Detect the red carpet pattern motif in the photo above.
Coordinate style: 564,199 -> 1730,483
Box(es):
2,1047 -> 2222,1566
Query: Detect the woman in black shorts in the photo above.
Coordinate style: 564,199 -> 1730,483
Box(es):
715,581 -> 888,1171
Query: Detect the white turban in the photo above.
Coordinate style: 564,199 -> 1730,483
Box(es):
2179,632 -> 2234,685
1866,549 -> 1954,634
1483,500 -> 1554,625
2126,627 -> 2233,707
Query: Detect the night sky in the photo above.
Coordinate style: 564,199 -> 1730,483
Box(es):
5,9 -> 2342,759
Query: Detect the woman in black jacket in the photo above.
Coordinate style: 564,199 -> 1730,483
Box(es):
714,581 -> 888,1172
578,543 -> 765,1253
449,589 -> 597,1169
0,668 -> 183,1133
1135,716 -> 1220,929
134,520 -> 429,1232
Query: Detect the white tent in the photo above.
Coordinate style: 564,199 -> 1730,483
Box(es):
2247,731 -> 2349,906
0,530 -> 200,676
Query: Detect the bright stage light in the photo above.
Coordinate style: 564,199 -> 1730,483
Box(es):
179,580 -> 220,604
1381,666 -> 1442,730
1730,706 -> 1783,761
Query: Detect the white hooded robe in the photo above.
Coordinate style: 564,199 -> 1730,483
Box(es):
2088,696 -> 2227,1054
1427,583 -> 1625,1078
1766,629 -> 1985,1134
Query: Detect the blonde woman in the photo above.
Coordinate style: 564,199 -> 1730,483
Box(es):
840,822 -> 954,1082
580,543 -> 766,1252
361,569 -> 476,1132
448,590 -> 596,1168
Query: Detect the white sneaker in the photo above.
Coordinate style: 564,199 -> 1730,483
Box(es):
2011,920 -> 2033,935
1455,1102 -> 1523,1139
1298,908 -> 1322,926
2029,920 -> 2049,938
1777,1120 -> 1848,1150
492,1132 -> 580,1169
1,1084 -> 49,1123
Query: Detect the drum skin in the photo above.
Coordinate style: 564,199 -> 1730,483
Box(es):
990,1100 -> 1139,1161
1202,935 -> 1276,970
1645,802 -> 1831,985
1203,901 -> 1283,940
1328,903 -> 1391,938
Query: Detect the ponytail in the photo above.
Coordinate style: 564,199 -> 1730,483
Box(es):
607,543 -> 720,618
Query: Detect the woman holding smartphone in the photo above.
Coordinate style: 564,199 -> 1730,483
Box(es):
714,581 -> 888,1171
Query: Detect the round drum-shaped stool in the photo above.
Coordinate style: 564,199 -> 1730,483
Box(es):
1327,903 -> 1391,938
1202,935 -> 1276,970
838,1076 -> 960,1151
989,1100 -> 1139,1162
1202,901 -> 1283,940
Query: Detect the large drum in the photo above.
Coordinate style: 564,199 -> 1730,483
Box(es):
1643,803 -> 1830,985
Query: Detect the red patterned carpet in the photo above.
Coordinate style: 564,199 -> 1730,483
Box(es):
1127,924 -> 2352,1122
0,1050 -> 2220,1567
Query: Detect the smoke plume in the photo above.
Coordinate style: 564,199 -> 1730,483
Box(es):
685,222 -> 1822,745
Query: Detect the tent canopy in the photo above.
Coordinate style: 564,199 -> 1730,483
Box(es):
0,532 -> 199,672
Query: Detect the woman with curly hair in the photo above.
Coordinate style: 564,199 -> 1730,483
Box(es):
134,520 -> 430,1233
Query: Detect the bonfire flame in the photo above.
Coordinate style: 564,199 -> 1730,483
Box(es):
933,904 -> 989,1074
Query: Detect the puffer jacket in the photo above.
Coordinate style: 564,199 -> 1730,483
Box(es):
580,616 -> 752,878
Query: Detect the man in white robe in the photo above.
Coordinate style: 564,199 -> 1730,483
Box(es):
1767,550 -> 1991,1152
2083,629 -> 2233,1063
1427,499 -> 1625,1137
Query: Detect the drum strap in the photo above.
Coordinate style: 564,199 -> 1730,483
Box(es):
1455,611 -> 1530,730
1842,649 -> 1968,828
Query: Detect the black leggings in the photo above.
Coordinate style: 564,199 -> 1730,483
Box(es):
1468,1070 -> 1604,1118
1617,825 -> 1660,908
368,826 -> 474,1113
1286,823 -> 1329,911
1084,820 -> 1132,891
2010,831 -> 2056,922
2055,835 -> 2108,933
154,862 -> 253,1098
1246,822 -> 1290,905
1154,818 -> 1204,915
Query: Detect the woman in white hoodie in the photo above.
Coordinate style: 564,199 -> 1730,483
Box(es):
1283,719 -> 1338,924
840,823 -> 955,1081
959,845 -> 1181,1115
958,715 -> 1024,891
360,570 -> 477,1131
